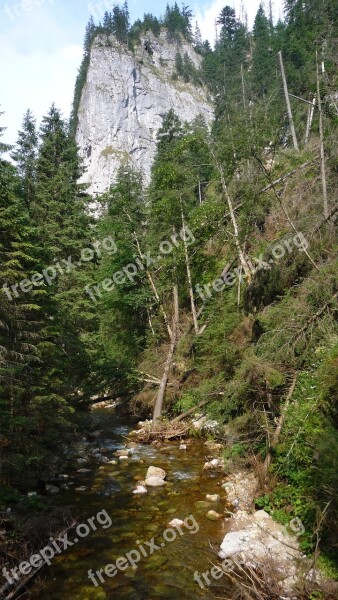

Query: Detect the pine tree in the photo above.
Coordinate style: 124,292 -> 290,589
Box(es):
213,6 -> 249,107
34,104 -> 90,263
84,15 -> 96,56
0,115 -> 41,482
194,21 -> 203,52
103,11 -> 113,31
112,4 -> 129,43
11,110 -> 38,210
252,4 -> 276,97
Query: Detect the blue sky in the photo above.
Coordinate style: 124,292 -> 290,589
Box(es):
0,0 -> 284,146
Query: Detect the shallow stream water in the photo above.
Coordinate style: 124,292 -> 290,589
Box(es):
31,409 -> 232,599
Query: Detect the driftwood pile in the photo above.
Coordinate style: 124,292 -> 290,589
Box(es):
129,420 -> 191,443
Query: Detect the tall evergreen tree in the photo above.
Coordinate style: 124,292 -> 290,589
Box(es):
252,4 -> 276,97
34,104 -> 90,263
11,110 -> 38,210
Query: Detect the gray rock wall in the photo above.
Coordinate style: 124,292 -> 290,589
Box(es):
76,31 -> 214,195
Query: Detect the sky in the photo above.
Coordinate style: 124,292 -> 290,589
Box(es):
0,0 -> 284,147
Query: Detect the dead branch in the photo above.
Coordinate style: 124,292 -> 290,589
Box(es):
259,158 -> 319,194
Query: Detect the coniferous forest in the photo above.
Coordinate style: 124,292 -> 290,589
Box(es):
0,1 -> 338,599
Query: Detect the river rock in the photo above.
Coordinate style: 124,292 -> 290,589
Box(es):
203,458 -> 224,470
77,469 -> 92,473
179,444 -> 187,450
109,459 -> 117,465
221,471 -> 258,511
206,494 -> 221,502
146,466 -> 166,479
45,484 -> 60,495
132,486 -> 148,495
75,486 -> 88,492
119,455 -> 129,461
145,476 -> 166,487
219,510 -> 303,594
207,510 -> 223,521
115,448 -> 130,456
88,430 -> 102,439
168,519 -> 184,528
191,415 -> 207,431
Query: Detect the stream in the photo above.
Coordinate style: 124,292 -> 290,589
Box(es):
31,409 -> 232,599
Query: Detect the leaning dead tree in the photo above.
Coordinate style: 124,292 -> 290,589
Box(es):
152,285 -> 179,425
278,51 -> 299,152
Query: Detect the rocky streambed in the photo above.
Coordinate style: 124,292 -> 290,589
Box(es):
28,409 -> 233,599
26,408 -> 321,600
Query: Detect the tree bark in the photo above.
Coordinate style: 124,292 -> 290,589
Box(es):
180,202 -> 199,335
152,286 -> 179,425
316,51 -> 329,219
304,94 -> 316,146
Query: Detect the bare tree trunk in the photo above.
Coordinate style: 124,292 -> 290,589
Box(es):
264,375 -> 298,475
133,231 -> 172,340
152,286 -> 179,425
180,201 -> 199,335
304,94 -> 316,146
198,180 -> 202,205
211,152 -> 252,282
316,51 -> 329,219
241,63 -> 246,110
278,51 -> 299,151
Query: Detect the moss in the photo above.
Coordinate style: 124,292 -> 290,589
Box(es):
100,147 -> 131,163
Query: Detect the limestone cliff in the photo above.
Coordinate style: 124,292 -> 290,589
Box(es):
76,31 -> 214,195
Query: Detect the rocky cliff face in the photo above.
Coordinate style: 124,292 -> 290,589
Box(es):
76,31 -> 214,195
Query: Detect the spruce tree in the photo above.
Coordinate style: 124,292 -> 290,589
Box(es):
34,104 -> 90,264
252,4 -> 276,97
11,110 -> 38,210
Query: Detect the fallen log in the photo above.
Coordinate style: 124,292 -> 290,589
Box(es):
172,398 -> 213,423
